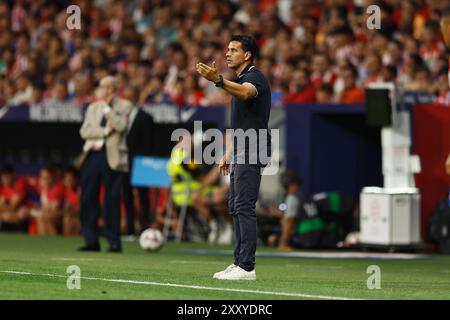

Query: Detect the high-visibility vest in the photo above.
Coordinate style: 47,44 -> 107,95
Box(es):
166,147 -> 201,206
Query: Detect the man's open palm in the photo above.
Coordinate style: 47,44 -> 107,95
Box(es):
196,61 -> 220,82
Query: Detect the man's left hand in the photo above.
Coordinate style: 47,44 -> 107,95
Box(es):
196,61 -> 220,82
105,122 -> 114,136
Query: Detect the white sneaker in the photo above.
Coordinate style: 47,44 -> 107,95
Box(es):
216,266 -> 256,281
213,264 -> 237,279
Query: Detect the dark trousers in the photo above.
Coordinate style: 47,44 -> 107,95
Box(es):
228,164 -> 262,271
80,150 -> 123,250
123,173 -> 151,235
122,173 -> 135,235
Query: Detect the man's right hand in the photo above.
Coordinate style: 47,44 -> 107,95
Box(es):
196,61 -> 220,83
104,122 -> 114,137
218,154 -> 231,176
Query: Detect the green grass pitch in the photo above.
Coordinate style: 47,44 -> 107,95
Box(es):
0,233 -> 449,300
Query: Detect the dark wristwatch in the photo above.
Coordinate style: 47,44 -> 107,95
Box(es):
214,74 -> 224,88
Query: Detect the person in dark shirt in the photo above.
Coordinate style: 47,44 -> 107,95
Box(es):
123,85 -> 155,236
196,35 -> 271,281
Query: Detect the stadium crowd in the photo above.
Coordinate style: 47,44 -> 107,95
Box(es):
0,164 -> 81,235
0,0 -> 449,109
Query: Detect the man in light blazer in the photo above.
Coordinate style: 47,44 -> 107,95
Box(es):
78,76 -> 132,252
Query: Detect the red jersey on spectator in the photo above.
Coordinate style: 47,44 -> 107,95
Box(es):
283,85 -> 317,104
0,177 -> 27,203
311,71 -> 337,87
420,43 -> 444,73
341,87 -> 365,104
39,182 -> 65,205
186,91 -> 205,107
65,187 -> 80,209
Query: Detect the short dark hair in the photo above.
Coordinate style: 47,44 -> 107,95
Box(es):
41,165 -> 54,175
32,81 -> 46,91
0,164 -> 14,175
317,83 -> 333,95
390,39 -> 403,51
280,169 -> 303,189
383,65 -> 398,78
331,26 -> 354,39
230,35 -> 258,61
343,63 -> 358,78
425,20 -> 440,32
65,165 -> 80,179
297,67 -> 311,79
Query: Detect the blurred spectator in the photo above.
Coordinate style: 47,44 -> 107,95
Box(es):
0,0 -> 447,107
283,68 -> 316,104
328,26 -> 356,64
362,53 -> 383,87
62,167 -> 80,236
11,33 -> 31,79
47,81 -> 69,103
398,53 -> 424,87
164,43 -> 188,94
337,63 -> 365,104
266,169 -> 304,252
190,131 -> 233,244
405,65 -> 433,93
434,71 -> 450,105
47,35 -> 68,73
1,79 -> 16,105
123,85 -> 155,235
311,52 -> 336,86
383,40 -> 404,67
172,73 -> 205,107
419,21 -> 445,74
69,72 -> 94,105
0,164 -> 29,230
381,65 -> 398,83
140,75 -> 172,105
315,83 -> 334,103
0,49 -> 14,76
10,73 -> 32,105
29,82 -> 45,104
32,166 -> 64,236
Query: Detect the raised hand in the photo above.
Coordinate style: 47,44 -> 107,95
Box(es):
196,61 -> 220,82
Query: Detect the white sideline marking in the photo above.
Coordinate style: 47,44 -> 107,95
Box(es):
168,260 -> 225,265
51,258 -> 112,262
185,249 -> 430,260
0,270 -> 362,300
285,264 -> 343,269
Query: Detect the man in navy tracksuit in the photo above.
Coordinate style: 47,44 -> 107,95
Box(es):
196,35 -> 271,280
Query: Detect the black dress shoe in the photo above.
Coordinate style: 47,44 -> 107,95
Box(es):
107,247 -> 122,253
78,243 -> 100,252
